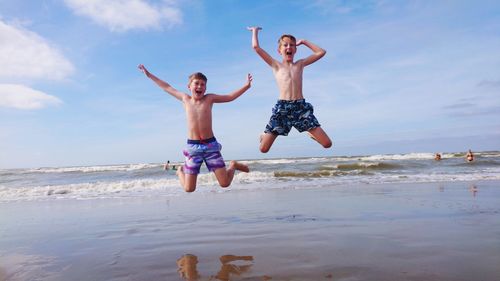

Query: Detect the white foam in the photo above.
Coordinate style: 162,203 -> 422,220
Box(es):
3,151 -> 500,202
0,177 -> 180,202
478,151 -> 500,158
2,169 -> 500,202
235,171 -> 276,182
171,171 -> 276,186
357,152 -> 435,161
28,163 -> 162,173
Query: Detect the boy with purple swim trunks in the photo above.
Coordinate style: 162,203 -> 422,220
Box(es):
248,26 -> 333,153
138,65 -> 251,192
183,137 -> 225,174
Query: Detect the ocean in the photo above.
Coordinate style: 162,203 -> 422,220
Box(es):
1,151 -> 499,202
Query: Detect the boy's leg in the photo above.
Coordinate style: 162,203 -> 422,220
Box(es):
177,166 -> 198,192
213,161 -> 249,188
259,133 -> 278,153
307,127 -> 332,148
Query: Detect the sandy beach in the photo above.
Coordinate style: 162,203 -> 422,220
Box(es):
1,180 -> 499,281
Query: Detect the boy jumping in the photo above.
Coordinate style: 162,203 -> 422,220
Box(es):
138,64 -> 251,192
248,26 -> 332,153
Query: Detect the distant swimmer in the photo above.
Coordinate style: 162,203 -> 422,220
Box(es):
164,161 -> 178,171
434,153 -> 442,161
466,149 -> 474,162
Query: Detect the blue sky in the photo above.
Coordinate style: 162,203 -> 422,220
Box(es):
1,0 -> 499,169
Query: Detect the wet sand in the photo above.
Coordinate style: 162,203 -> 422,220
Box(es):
1,180 -> 500,280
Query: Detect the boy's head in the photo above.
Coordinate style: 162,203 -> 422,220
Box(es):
188,72 -> 207,99
278,34 -> 297,62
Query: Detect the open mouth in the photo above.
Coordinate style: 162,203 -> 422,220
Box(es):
195,90 -> 203,95
286,51 -> 293,55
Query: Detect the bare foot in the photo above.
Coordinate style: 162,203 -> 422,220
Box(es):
230,160 -> 250,173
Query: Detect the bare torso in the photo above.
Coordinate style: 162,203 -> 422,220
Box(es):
272,60 -> 305,100
183,95 -> 215,140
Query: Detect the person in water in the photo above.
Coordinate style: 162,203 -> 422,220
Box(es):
466,149 -> 474,162
434,153 -> 442,161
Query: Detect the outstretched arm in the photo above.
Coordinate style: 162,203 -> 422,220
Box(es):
296,39 -> 326,66
247,27 -> 275,67
138,64 -> 185,101
211,74 -> 253,103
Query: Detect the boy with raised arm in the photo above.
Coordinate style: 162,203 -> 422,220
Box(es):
247,26 -> 332,153
138,64 -> 251,192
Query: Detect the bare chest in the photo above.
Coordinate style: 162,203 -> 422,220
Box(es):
184,99 -> 212,120
274,64 -> 303,82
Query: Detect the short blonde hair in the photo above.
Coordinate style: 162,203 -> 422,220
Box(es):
188,72 -> 207,84
278,34 -> 297,45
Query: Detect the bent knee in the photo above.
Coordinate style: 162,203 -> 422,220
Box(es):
259,145 -> 270,153
184,185 -> 196,192
219,181 -> 231,188
323,140 -> 333,148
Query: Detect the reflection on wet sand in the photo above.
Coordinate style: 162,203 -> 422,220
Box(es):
469,184 -> 478,197
177,254 -> 200,280
177,254 -> 254,281
437,183 -> 480,197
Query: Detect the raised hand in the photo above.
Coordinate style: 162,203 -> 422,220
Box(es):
247,73 -> 253,86
137,64 -> 151,77
138,64 -> 147,73
247,26 -> 262,32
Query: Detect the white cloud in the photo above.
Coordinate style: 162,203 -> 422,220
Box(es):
0,20 -> 75,81
0,84 -> 62,110
64,0 -> 183,32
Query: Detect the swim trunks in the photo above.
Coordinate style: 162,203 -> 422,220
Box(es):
182,137 -> 226,175
264,99 -> 321,136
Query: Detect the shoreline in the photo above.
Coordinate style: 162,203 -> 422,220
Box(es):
2,150 -> 499,202
1,180 -> 500,280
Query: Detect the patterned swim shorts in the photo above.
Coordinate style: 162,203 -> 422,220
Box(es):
182,137 -> 226,175
264,99 -> 321,136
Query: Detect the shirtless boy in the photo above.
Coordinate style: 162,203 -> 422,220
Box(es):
248,26 -> 332,153
138,64 -> 251,192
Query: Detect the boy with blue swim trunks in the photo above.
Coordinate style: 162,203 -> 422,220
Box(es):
248,27 -> 332,153
138,64 -> 251,192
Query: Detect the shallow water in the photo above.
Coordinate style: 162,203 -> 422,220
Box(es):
1,151 -> 499,202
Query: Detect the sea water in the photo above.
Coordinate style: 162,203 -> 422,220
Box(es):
1,151 -> 499,202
